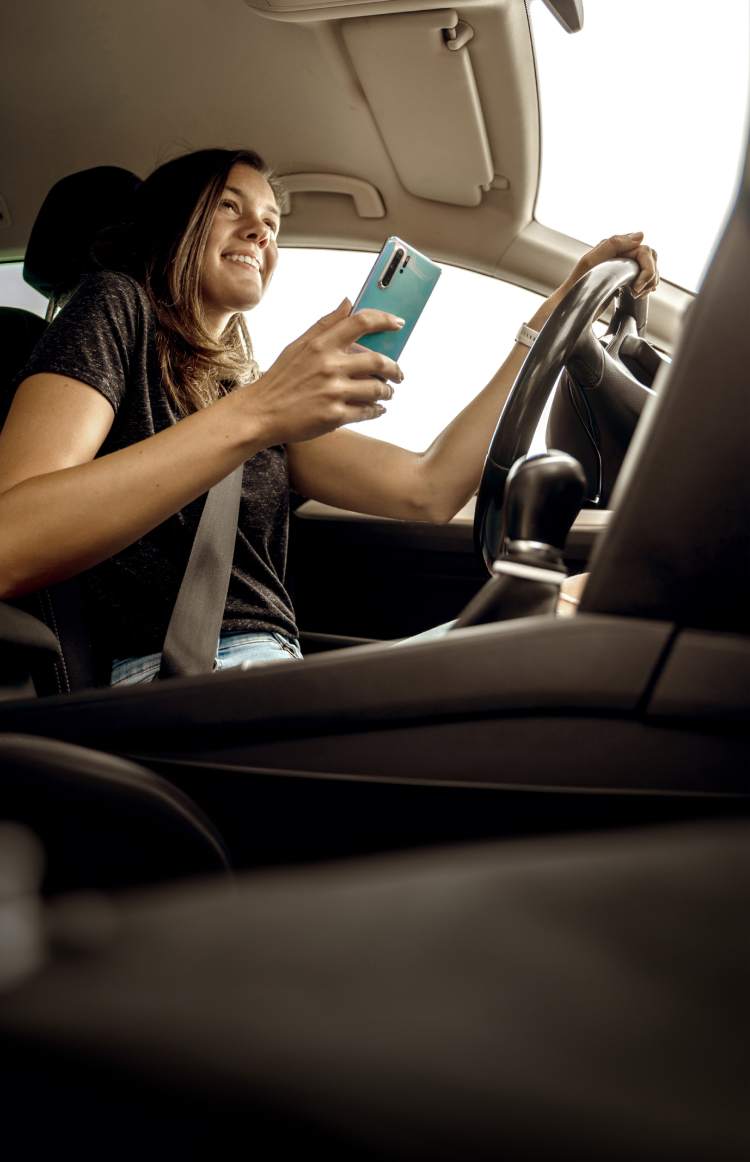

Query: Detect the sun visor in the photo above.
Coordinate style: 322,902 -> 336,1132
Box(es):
341,9 -> 494,206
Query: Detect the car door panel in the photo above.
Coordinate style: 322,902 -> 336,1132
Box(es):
289,500 -> 608,644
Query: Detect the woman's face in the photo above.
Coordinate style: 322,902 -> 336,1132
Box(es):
200,162 -> 280,334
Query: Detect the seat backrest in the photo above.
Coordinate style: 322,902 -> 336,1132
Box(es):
0,307 -> 46,428
0,305 -> 107,695
13,579 -> 107,695
0,733 -> 231,893
581,121 -> 750,635
2,167 -> 141,695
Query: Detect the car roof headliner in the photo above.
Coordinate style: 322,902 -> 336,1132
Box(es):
2,0 -> 687,340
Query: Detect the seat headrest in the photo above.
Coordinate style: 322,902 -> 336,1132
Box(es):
23,166 -> 141,301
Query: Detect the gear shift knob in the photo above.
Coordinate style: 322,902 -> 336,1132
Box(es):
454,450 -> 586,629
502,450 -> 588,569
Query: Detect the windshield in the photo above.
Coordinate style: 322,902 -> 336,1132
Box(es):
529,0 -> 749,292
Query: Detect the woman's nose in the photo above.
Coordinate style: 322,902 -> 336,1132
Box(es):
242,218 -> 270,245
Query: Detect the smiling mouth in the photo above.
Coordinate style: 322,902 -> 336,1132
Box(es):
223,254 -> 261,273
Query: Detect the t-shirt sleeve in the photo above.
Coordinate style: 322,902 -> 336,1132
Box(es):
15,271 -> 145,413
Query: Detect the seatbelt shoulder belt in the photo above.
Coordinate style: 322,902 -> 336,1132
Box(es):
158,463 -> 243,679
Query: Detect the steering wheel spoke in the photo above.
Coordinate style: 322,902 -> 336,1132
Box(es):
474,258 -> 643,571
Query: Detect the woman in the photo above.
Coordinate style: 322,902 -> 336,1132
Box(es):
0,149 -> 658,683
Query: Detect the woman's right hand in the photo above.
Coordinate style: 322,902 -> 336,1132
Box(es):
243,299 -> 405,445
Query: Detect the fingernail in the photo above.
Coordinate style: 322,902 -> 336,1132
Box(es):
628,231 -> 643,239
393,317 -> 406,328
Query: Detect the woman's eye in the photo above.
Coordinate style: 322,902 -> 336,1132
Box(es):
221,198 -> 239,213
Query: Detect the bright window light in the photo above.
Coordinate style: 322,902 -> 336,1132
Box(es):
0,262 -> 46,316
1,254 -> 545,454
249,249 -> 544,451
530,0 -> 749,292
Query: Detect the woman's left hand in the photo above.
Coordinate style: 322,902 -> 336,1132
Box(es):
564,231 -> 659,299
556,571 -> 589,618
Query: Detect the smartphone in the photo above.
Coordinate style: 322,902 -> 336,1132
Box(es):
350,236 -> 441,361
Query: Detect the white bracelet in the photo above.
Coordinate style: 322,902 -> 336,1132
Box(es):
514,322 -> 539,349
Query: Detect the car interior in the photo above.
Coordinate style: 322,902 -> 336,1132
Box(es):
0,0 -> 749,1154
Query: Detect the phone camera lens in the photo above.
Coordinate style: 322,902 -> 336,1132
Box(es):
381,248 -> 404,288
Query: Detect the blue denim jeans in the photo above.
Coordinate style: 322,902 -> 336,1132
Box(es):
111,631 -> 303,686
111,622 -> 456,686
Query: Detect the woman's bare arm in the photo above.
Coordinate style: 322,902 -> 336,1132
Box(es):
0,374 -> 258,597
289,234 -> 659,522
0,303 -> 405,597
289,286 -> 560,521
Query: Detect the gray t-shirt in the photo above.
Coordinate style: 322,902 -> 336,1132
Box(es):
18,271 -> 298,660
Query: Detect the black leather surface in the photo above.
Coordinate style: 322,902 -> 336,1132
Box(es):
0,306 -> 46,424
3,615 -> 747,865
581,124 -> 750,633
0,601 -> 60,660
0,615 -> 671,750
23,166 -> 140,299
1,819 -> 748,1159
0,734 -> 229,892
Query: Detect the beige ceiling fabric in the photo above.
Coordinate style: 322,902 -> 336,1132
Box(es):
342,9 -> 493,207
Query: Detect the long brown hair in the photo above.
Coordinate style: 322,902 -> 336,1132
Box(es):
96,149 -> 284,415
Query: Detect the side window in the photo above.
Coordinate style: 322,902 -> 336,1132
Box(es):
247,248 -> 545,451
0,261 -> 47,317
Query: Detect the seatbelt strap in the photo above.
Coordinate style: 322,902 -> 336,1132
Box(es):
157,464 -> 243,679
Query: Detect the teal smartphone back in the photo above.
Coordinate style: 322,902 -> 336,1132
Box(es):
351,237 -> 441,361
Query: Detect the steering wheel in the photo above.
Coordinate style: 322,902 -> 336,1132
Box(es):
474,258 -> 655,572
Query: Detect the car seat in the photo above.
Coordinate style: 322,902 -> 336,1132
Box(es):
0,536 -> 231,896
0,177 -> 233,891
0,165 -> 142,695
0,732 -> 230,894
0,602 -> 230,892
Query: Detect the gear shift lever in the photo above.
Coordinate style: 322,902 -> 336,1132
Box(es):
454,451 -> 586,628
